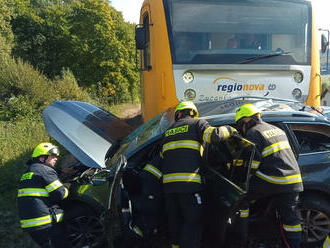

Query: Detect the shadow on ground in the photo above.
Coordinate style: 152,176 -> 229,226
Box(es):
122,113 -> 143,129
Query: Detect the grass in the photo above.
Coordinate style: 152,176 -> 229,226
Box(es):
0,119 -> 49,247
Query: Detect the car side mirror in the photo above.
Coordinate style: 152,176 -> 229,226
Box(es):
321,34 -> 329,54
135,26 -> 146,50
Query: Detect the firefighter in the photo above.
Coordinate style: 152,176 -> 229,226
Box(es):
128,153 -> 164,246
161,101 -> 237,248
117,154 -> 163,248
17,142 -> 71,248
235,103 -> 304,248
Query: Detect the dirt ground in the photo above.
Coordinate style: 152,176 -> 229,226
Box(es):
118,103 -> 143,129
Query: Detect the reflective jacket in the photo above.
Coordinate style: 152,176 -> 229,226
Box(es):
130,155 -> 163,238
142,155 -> 163,197
245,121 -> 303,196
161,116 -> 231,193
17,162 -> 69,231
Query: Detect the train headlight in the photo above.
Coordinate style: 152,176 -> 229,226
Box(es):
182,71 -> 194,83
293,72 -> 303,83
184,89 -> 196,100
292,88 -> 302,100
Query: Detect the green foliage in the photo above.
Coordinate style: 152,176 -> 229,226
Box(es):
11,0 -> 140,104
0,55 -> 91,121
0,0 -> 14,55
322,75 -> 330,92
54,68 -> 92,101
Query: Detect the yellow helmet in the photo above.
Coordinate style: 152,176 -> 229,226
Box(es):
235,103 -> 261,122
32,142 -> 59,158
175,101 -> 199,118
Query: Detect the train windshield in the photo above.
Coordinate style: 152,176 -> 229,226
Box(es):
164,0 -> 312,65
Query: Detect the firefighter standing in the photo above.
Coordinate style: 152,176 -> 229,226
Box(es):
17,142 -> 71,248
161,101 -> 237,248
235,103 -> 304,248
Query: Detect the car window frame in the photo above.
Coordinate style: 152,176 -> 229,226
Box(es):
274,122 -> 300,159
283,121 -> 330,156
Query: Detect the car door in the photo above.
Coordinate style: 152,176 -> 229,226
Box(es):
202,135 -> 256,246
286,122 -> 330,243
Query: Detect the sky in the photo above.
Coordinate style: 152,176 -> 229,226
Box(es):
111,0 -> 330,32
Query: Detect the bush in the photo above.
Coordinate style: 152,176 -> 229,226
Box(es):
0,56 -> 92,121
54,68 -> 91,101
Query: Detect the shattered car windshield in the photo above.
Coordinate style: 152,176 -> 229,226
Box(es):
120,109 -> 175,156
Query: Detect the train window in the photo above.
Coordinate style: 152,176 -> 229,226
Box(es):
143,14 -> 151,70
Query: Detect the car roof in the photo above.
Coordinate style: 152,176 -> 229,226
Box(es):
196,99 -> 330,125
203,109 -> 329,126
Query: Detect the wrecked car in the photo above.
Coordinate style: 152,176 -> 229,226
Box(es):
42,98 -> 330,248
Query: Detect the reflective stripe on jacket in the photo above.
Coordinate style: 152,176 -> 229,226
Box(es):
143,163 -> 162,179
17,162 -> 68,231
324,235 -> 330,248
245,121 -> 303,195
20,213 -> 64,229
282,223 -> 302,232
161,116 -> 230,193
140,154 -> 163,199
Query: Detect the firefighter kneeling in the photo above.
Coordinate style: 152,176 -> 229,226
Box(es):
235,104 -> 303,248
17,143 -> 71,248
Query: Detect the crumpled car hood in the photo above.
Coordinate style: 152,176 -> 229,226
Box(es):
43,101 -> 133,168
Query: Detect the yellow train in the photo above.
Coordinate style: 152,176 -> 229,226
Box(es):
136,0 -> 326,121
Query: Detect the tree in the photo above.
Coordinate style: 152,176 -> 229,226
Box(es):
0,0 -> 14,55
11,0 -> 139,104
64,0 -> 139,103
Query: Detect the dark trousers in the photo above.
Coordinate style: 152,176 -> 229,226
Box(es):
165,192 -> 203,248
28,224 -> 71,248
238,192 -> 302,248
273,193 -> 302,248
130,192 -> 163,236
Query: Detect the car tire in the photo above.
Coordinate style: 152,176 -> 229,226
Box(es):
299,194 -> 330,247
64,204 -> 106,248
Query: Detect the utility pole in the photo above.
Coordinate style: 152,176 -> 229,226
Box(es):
319,28 -> 329,72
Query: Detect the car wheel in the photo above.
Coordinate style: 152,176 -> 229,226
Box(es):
299,195 -> 330,246
66,210 -> 105,248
